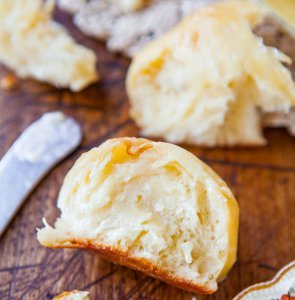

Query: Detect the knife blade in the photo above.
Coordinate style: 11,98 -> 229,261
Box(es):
0,111 -> 82,237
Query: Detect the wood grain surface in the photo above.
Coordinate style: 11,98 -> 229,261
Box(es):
0,8 -> 294,300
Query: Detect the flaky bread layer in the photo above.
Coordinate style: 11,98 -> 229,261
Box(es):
0,0 -> 98,91
127,1 -> 295,146
46,238 -> 215,294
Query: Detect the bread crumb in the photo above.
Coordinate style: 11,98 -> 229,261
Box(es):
53,290 -> 89,300
0,74 -> 16,91
0,0 -> 98,92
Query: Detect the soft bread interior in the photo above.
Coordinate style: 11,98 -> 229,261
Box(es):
0,0 -> 98,91
38,138 -> 239,293
126,0 -> 295,146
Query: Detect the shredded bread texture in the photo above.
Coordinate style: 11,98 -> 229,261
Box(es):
126,1 -> 295,146
0,0 -> 98,91
38,137 -> 239,294
53,290 -> 89,300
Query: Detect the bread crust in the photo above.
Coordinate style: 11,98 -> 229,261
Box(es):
38,138 -> 239,294
54,291 -> 69,300
54,290 -> 87,299
48,238 -> 214,294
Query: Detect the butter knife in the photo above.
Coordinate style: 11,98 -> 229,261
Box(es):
0,111 -> 82,237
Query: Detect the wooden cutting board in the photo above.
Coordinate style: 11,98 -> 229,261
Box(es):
0,8 -> 294,300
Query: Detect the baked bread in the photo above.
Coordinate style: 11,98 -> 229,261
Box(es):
126,0 -> 295,146
53,290 -> 89,300
58,0 -> 214,57
0,0 -> 98,91
37,137 -> 239,294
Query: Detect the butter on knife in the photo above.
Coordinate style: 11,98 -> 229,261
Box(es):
0,112 -> 82,237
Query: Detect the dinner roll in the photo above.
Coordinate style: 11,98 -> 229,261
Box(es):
53,290 -> 89,300
126,0 -> 295,146
0,0 -> 98,91
38,137 -> 239,294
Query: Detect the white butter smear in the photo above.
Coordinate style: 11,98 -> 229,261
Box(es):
13,111 -> 80,163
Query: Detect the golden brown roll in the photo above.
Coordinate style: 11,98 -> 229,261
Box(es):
126,1 -> 295,146
38,137 -> 239,294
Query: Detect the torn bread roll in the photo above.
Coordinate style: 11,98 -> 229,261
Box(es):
127,0 -> 295,146
0,0 -> 98,92
37,137 -> 239,294
53,290 -> 89,300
